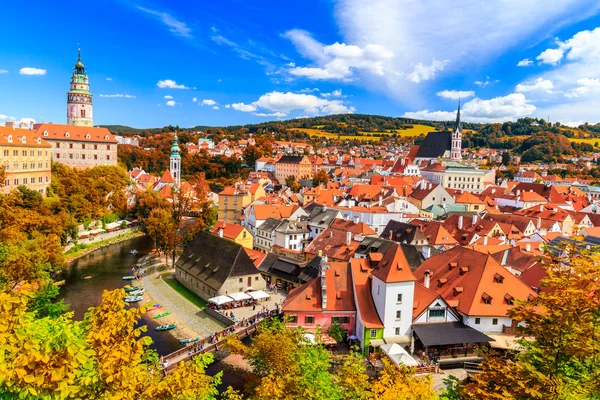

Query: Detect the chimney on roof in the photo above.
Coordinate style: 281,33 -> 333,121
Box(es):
458,215 -> 464,230
472,214 -> 478,225
483,236 -> 488,245
346,231 -> 352,246
353,215 -> 360,224
517,190 -> 521,196
218,228 -> 224,238
537,217 -> 541,229
539,204 -> 543,212
5,121 -> 15,129
320,257 -> 330,311
330,231 -> 334,238
525,243 -> 531,252
388,230 -> 393,240
424,270 -> 431,289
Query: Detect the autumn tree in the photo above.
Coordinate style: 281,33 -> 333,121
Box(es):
0,165 -> 5,187
369,359 -> 438,400
462,246 -> 600,399
312,169 -> 329,187
243,145 -> 263,168
285,175 -> 301,193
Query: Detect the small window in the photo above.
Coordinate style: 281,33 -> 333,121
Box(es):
428,309 -> 445,318
288,315 -> 297,324
492,318 -> 498,325
475,318 -> 481,324
395,310 -> 401,320
239,278 -> 243,283
305,316 -> 314,324
395,327 -> 400,336
397,293 -> 402,303
370,329 -> 377,338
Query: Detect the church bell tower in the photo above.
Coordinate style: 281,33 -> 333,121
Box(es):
67,48 -> 93,126
170,135 -> 181,188
450,101 -> 462,161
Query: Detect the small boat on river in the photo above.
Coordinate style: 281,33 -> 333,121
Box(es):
83,276 -> 92,280
124,296 -> 143,303
129,249 -> 139,255
122,275 -> 136,280
128,288 -> 145,296
147,303 -> 161,311
54,280 -> 66,287
124,285 -> 140,293
153,311 -> 172,319
156,324 -> 176,331
180,337 -> 200,344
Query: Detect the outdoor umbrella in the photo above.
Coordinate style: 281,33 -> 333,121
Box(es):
228,292 -> 251,301
208,295 -> 234,305
248,290 -> 270,300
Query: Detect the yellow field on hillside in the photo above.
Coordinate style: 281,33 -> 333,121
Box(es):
569,138 -> 600,145
287,124 -> 436,141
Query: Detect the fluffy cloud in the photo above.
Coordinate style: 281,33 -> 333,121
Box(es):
164,95 -> 173,99
192,97 -> 197,102
407,60 -> 448,83
231,91 -> 354,117
156,79 -> 188,89
564,78 -> 600,98
515,78 -> 554,93
106,77 -> 112,81
517,58 -> 533,67
224,104 -> 231,108
321,89 -> 344,98
212,106 -> 220,110
404,93 -> 535,123
201,99 -> 217,106
136,6 -> 192,38
299,88 -> 320,93
231,103 -> 257,112
474,77 -> 500,87
0,69 -> 8,74
0,115 -> 8,120
255,112 -> 287,117
99,94 -> 136,98
436,90 -> 475,100
284,31 -> 396,81
19,67 -> 46,76
536,48 -> 564,65
166,100 -> 176,106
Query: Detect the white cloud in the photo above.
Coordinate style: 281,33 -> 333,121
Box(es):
19,67 -> 46,76
166,100 -> 176,106
474,77 -> 500,87
564,78 -> 600,98
230,91 -> 355,117
403,93 -> 535,123
106,77 -> 112,81
328,0 -> 600,103
217,79 -> 223,83
517,58 -> 533,67
8,116 -> 16,121
299,88 -> 320,93
99,94 -> 136,98
436,90 -> 475,100
136,6 -> 192,38
536,48 -> 564,65
212,106 -> 220,110
156,79 -> 189,89
201,99 -> 217,106
321,89 -> 345,98
254,112 -> 287,117
0,69 -> 8,74
515,78 -> 554,93
0,115 -> 8,120
164,95 -> 173,99
224,104 -> 231,108
231,103 -> 257,112
192,97 -> 197,102
407,59 -> 448,83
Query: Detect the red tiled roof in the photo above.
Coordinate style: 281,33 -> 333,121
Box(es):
371,242 -> 416,283
34,123 -> 117,143
211,221 -> 247,240
0,126 -> 51,148
350,259 -> 383,328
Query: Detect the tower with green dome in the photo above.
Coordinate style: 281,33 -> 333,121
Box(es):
170,135 -> 181,187
67,48 -> 93,127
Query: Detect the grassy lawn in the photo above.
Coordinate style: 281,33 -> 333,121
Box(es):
163,275 -> 207,310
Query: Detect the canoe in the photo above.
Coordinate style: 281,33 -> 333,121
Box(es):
124,286 -> 140,293
128,288 -> 145,295
156,324 -> 176,331
129,249 -> 138,254
180,337 -> 200,344
124,296 -> 143,303
147,304 -> 161,311
83,275 -> 92,280
122,276 -> 136,280
153,311 -> 172,319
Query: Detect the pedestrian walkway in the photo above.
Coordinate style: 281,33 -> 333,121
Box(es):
139,262 -> 226,337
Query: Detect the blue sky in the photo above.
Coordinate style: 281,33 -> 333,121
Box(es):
2,0 -> 600,128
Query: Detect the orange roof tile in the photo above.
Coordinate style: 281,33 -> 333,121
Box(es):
371,242 -> 416,283
34,123 -> 117,143
0,126 -> 51,148
350,259 -> 383,328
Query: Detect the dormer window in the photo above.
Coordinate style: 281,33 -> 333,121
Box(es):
504,293 -> 514,305
86,134 -> 91,139
453,287 -> 464,295
482,292 -> 492,305
104,135 -> 109,140
43,131 -> 48,136
21,136 -> 26,144
437,278 -> 447,287
65,132 -> 70,138
7,135 -> 12,143
448,262 -> 458,270
459,266 -> 469,275
494,273 -> 505,284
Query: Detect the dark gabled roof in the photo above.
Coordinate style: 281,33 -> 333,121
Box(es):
381,220 -> 427,244
415,131 -> 451,159
355,236 -> 395,257
307,207 -> 340,228
299,256 -> 321,283
176,231 -> 258,291
412,322 -> 494,347
257,253 -> 304,283
399,244 -> 426,271
546,236 -> 600,255
276,155 -> 304,164
258,217 -> 283,233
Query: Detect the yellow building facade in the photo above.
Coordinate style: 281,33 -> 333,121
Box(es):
218,182 -> 266,224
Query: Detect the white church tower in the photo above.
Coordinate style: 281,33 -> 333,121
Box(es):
67,48 -> 93,127
170,135 -> 181,188
450,101 -> 462,161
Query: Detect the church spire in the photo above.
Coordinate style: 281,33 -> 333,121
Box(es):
170,134 -> 181,188
67,46 -> 93,126
454,99 -> 461,134
450,100 -> 463,161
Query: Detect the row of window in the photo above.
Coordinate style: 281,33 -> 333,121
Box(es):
289,315 -> 351,325
55,153 -> 111,160
474,317 -> 499,325
4,176 -> 49,187
55,143 -> 111,150
3,150 -> 48,157
3,162 -> 49,171
449,176 -> 481,182
451,183 -> 480,190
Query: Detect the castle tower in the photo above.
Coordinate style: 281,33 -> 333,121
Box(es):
450,101 -> 462,160
67,48 -> 93,126
170,135 -> 181,188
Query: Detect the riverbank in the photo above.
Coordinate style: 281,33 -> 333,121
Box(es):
64,229 -> 144,263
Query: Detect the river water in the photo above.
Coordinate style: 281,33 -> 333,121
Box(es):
57,236 -> 180,355
57,236 -> 251,392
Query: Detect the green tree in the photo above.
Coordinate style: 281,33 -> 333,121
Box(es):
243,145 -> 263,168
285,175 -> 301,193
312,169 -> 329,187
501,151 -> 511,166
